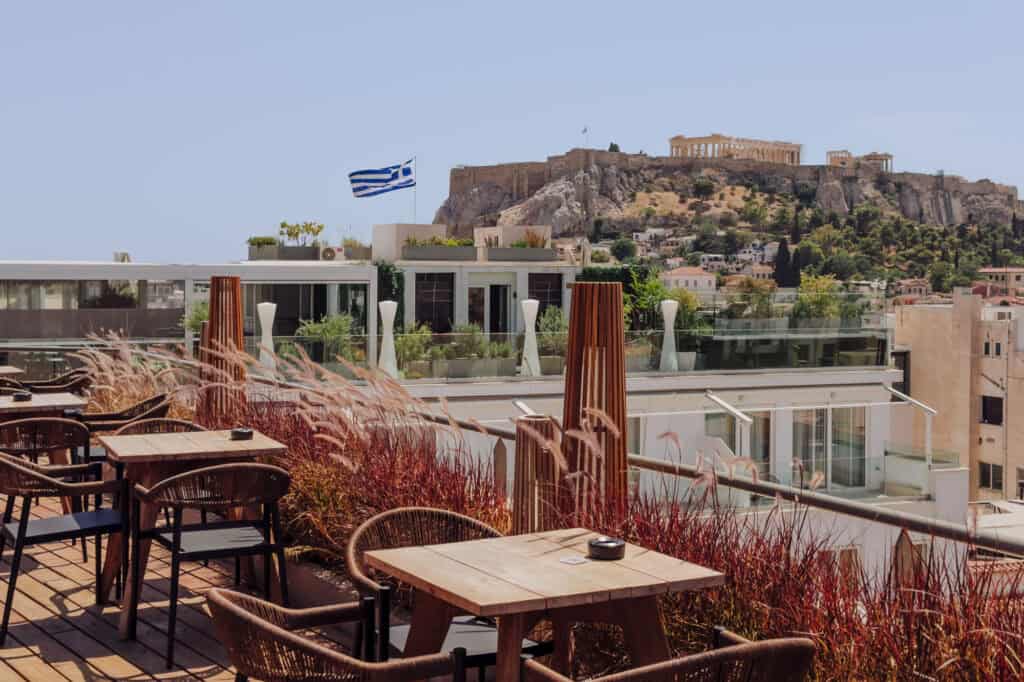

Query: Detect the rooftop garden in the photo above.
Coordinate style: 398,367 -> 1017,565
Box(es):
68,335 -> 1024,680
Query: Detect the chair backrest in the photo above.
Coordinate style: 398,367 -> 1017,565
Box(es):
0,378 -> 25,390
0,418 -> 90,457
123,393 -> 170,419
346,507 -> 502,594
206,588 -> 456,682
30,374 -> 91,395
523,637 -> 816,682
139,463 -> 291,511
23,368 -> 88,387
0,452 -> 66,498
115,418 -> 206,436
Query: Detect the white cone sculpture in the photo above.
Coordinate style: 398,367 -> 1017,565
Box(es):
257,302 -> 277,372
378,300 -> 399,379
520,298 -> 541,377
659,299 -> 679,372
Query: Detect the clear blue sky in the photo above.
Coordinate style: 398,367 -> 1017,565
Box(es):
2,1 -> 1021,262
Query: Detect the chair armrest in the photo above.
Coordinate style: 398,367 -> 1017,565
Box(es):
365,651 -> 462,682
81,411 -> 120,422
56,478 -> 124,498
38,462 -> 102,479
277,602 -> 365,630
711,626 -> 752,648
522,658 -> 572,682
84,420 -> 130,433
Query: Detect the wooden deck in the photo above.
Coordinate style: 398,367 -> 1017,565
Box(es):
0,495 -> 343,681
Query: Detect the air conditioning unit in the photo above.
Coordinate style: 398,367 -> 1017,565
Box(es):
319,246 -> 339,261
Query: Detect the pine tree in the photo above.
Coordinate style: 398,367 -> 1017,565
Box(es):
774,238 -> 791,287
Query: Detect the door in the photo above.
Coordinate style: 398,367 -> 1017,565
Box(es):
468,287 -> 486,330
489,285 -> 510,338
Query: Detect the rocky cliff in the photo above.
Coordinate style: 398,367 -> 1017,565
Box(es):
435,148 -> 1022,235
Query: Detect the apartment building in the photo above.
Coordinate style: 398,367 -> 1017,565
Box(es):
893,290 -> 1024,500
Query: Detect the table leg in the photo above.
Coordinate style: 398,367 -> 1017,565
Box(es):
619,596 -> 670,668
97,463 -> 125,603
119,498 -> 159,637
549,611 -> 575,675
401,590 -> 454,658
496,611 -> 542,682
46,448 -> 73,515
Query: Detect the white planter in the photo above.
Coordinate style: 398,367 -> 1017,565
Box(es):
257,302 -> 277,372
520,299 -> 541,377
676,351 -> 696,371
378,301 -> 399,379
659,300 -> 679,372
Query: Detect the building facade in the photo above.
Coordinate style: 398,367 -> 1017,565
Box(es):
669,133 -> 802,166
660,266 -> 716,294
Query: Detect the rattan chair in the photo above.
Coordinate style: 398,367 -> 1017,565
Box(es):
521,627 -> 816,681
130,463 -> 292,668
207,587 -> 467,682
0,379 -> 24,391
114,418 -> 206,436
347,507 -> 551,672
0,453 -> 127,646
28,373 -> 91,396
78,394 -> 171,434
19,368 -> 88,388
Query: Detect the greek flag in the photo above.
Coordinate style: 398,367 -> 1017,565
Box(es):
348,159 -> 416,198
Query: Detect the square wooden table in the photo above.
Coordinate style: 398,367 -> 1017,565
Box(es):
96,429 -> 287,636
0,392 -> 88,421
0,366 -> 25,378
365,527 -> 725,679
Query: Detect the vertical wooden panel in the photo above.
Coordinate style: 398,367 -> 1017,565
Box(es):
198,276 -> 247,423
560,281 -> 628,515
512,415 -> 559,534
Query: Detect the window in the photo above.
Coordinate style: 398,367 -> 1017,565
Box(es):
979,462 -> 1004,491
892,350 -> 910,396
996,342 -> 1002,357
984,341 -> 991,356
414,273 -> 455,333
528,274 -> 563,315
831,407 -> 866,488
981,396 -> 1004,426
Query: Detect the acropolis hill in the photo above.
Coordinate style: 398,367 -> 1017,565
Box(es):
434,144 -> 1023,237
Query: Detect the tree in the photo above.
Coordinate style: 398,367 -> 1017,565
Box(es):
610,237 -> 637,262
928,261 -> 953,293
774,238 -> 792,287
795,241 -> 824,270
608,142 -> 621,153
771,206 -> 793,232
790,210 -> 804,244
792,274 -> 841,320
279,220 -> 325,246
821,249 -> 857,281
692,176 -> 716,200
790,248 -> 803,288
808,224 -> 842,256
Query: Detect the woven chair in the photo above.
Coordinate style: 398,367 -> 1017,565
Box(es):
207,588 -> 468,682
521,627 -> 816,681
0,453 -> 127,646
130,463 -> 292,668
0,379 -> 24,391
347,507 -> 551,674
115,418 -> 206,436
28,373 -> 91,396
19,368 -> 88,388
78,394 -> 171,434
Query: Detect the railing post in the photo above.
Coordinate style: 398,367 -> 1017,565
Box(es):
924,412 -> 933,495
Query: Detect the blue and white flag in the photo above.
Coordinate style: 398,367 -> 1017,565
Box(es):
348,159 -> 416,198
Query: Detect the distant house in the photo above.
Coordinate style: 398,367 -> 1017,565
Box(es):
892,278 -> 931,298
661,266 -> 717,293
742,263 -> 774,281
978,267 -> 1024,294
700,254 -> 728,272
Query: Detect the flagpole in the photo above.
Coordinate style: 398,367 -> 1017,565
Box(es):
413,156 -> 417,223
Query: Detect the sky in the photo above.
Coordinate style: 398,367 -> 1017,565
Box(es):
1,1 -> 1022,263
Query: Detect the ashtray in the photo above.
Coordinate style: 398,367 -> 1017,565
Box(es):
230,427 -> 254,441
587,536 -> 625,561
11,392 -> 32,403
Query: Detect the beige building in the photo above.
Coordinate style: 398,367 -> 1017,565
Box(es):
893,290 -> 1024,500
827,150 -> 894,172
978,267 -> 1024,294
669,133 -> 801,165
661,266 -> 716,293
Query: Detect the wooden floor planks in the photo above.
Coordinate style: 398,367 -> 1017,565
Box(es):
0,495 -> 282,680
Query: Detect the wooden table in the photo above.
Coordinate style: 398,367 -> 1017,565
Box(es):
0,366 -> 25,378
0,392 -> 88,421
365,527 -> 725,679
96,429 -> 287,636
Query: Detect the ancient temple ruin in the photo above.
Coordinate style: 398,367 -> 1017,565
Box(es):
669,133 -> 802,165
827,149 -> 893,172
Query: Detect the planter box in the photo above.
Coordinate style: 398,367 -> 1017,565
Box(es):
676,351 -> 697,371
344,245 -> 372,260
403,360 -> 432,379
247,245 -> 321,261
486,247 -> 558,262
440,357 -> 517,378
626,354 -> 652,372
401,245 -> 477,261
540,356 -> 565,376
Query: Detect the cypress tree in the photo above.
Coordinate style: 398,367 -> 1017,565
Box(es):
790,249 -> 803,288
774,238 -> 791,287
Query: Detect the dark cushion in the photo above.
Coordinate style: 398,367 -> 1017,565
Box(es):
157,524 -> 268,556
389,615 -> 550,660
5,508 -> 122,543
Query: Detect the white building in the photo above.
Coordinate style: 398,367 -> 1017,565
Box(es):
661,266 -> 716,293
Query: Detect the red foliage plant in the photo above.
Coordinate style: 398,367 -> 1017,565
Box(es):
79,336 -> 1024,681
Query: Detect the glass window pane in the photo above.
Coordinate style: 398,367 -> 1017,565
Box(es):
831,407 -> 866,488
705,413 -> 735,452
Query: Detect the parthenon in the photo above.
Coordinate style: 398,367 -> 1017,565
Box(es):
669,133 -> 802,165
